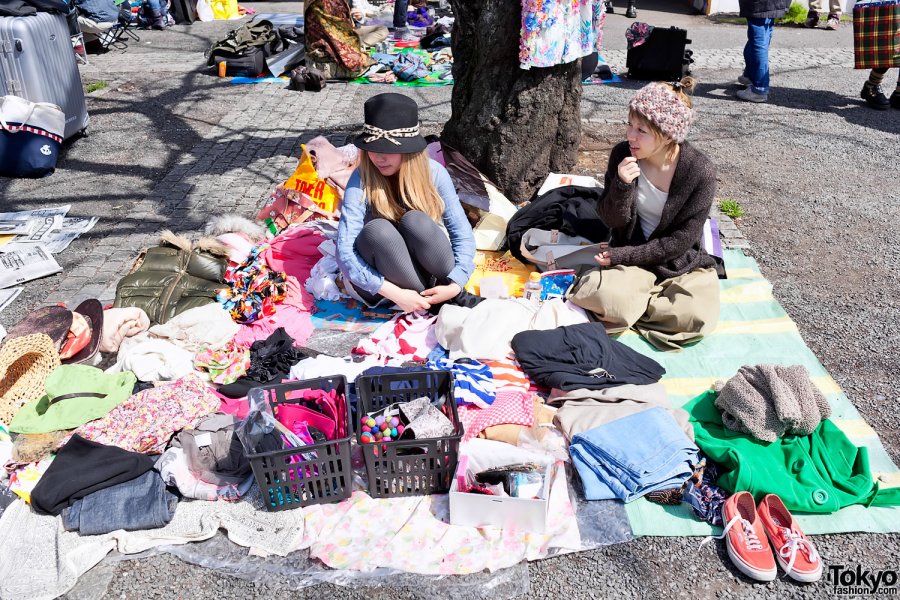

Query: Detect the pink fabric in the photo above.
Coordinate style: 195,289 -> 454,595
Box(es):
231,227 -> 325,347
217,232 -> 256,264
457,391 -> 535,442
353,310 -> 438,361
232,275 -> 315,347
215,388 -> 249,419
265,227 -> 325,275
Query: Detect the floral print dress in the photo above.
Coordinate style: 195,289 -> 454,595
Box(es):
520,0 -> 606,69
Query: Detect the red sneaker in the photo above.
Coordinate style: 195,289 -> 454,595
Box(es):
703,491 -> 776,581
757,494 -> 823,582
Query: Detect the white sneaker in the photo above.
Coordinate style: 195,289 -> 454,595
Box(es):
736,87 -> 768,103
391,27 -> 417,42
737,75 -> 752,86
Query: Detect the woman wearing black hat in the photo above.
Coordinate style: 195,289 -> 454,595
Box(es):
336,93 -> 477,313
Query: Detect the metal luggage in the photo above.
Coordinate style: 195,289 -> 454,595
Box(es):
0,11 -> 89,140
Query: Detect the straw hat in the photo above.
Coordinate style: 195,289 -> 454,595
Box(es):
0,334 -> 61,425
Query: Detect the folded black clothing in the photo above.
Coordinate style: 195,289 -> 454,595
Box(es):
511,322 -> 665,391
30,434 -> 155,516
218,327 -> 310,398
61,471 -> 177,535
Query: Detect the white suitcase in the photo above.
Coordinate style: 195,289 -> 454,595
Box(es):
0,11 -> 89,140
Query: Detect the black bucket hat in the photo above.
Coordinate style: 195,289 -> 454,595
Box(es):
353,93 -> 427,154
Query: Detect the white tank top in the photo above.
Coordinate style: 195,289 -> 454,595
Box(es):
636,172 -> 669,240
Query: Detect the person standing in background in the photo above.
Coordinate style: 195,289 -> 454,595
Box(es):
805,0 -> 842,30
392,0 -> 415,41
735,0 -> 791,103
860,68 -> 900,109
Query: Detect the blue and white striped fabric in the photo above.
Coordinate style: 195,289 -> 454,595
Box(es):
427,357 -> 496,409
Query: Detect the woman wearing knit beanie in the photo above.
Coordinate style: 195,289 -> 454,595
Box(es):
569,77 -> 720,351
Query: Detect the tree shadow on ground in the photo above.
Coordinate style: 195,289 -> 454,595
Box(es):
694,80 -> 900,136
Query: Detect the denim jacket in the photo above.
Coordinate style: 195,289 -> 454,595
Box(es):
336,159 -> 476,296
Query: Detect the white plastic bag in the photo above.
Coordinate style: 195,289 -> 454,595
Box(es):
196,0 -> 214,22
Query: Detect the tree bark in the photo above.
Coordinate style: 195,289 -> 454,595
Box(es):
442,0 -> 582,202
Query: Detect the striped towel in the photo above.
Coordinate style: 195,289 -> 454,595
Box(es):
428,357 -> 496,408
481,358 -> 532,393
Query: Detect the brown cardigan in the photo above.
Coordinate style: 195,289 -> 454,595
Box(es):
598,140 -> 717,281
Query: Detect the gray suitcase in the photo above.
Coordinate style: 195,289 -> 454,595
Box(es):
0,12 -> 89,140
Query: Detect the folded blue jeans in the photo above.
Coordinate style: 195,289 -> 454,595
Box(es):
570,407 -> 699,502
62,471 -> 177,535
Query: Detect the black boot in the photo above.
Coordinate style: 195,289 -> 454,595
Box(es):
151,10 -> 165,29
625,0 -> 636,18
861,83 -> 890,110
605,0 -> 614,13
450,288 -> 484,308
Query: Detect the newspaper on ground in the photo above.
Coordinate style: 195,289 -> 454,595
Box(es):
0,207 -> 98,255
2,217 -> 101,254
0,287 -> 23,313
0,245 -> 62,289
0,206 -> 71,250
0,219 -> 36,236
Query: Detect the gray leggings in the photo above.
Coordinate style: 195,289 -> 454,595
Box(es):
354,210 -> 455,303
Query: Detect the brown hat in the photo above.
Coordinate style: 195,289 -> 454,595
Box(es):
3,299 -> 104,365
0,334 -> 61,425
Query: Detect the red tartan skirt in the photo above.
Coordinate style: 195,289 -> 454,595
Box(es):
853,0 -> 900,69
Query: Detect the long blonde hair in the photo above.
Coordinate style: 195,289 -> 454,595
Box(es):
358,150 -> 444,222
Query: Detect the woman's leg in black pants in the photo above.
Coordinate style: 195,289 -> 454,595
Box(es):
397,210 -> 455,284
355,218 -> 431,294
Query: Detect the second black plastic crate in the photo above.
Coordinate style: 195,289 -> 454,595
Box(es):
245,376 -> 352,511
356,370 -> 463,498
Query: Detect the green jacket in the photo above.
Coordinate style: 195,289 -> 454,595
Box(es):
687,390 -> 900,513
114,240 -> 227,325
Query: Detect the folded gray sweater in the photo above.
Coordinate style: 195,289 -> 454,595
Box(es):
714,364 -> 831,442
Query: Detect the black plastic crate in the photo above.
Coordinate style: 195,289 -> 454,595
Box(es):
356,370 -> 463,498
245,376 -> 352,511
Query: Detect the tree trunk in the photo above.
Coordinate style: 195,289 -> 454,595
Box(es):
442,0 -> 582,203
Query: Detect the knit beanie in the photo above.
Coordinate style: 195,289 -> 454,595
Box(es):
628,82 -> 695,143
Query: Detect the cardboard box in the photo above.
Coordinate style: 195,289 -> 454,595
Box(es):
448,458 -> 554,534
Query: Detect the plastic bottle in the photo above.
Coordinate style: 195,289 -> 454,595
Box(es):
522,272 -> 543,306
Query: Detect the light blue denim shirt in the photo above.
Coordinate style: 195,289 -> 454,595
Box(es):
336,159 -> 476,296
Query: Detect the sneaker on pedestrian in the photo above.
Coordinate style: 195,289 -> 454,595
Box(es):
861,83 -> 890,110
701,491 -> 777,582
757,494 -> 823,583
825,13 -> 840,30
736,87 -> 768,103
737,75 -> 752,86
891,91 -> 900,110
391,27 -> 417,42
804,10 -> 820,27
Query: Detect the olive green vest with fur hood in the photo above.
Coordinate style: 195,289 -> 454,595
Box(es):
113,231 -> 228,325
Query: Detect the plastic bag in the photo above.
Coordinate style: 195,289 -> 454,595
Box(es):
281,145 -> 341,214
196,0 -> 213,21
210,0 -> 238,19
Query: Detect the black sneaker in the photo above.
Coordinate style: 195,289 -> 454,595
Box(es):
625,2 -> 637,17
891,91 -> 900,110
861,83 -> 890,110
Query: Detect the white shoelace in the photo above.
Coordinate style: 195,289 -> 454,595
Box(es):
778,528 -> 818,575
700,515 -> 764,551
